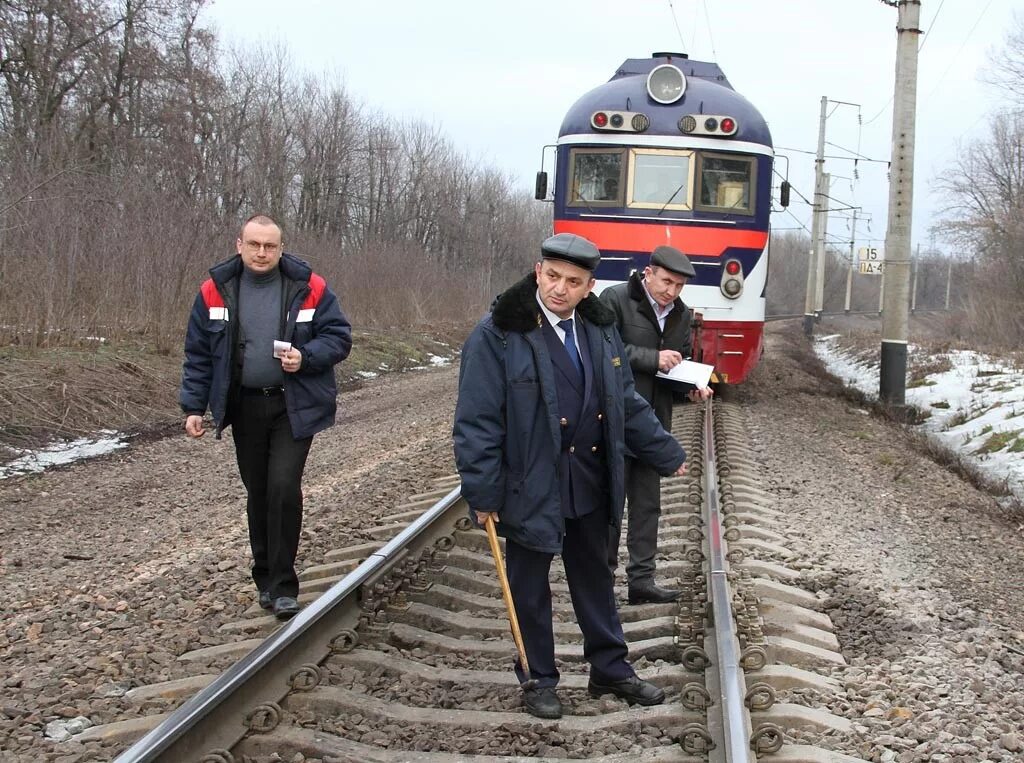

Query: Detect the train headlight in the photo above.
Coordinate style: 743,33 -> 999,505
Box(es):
721,259 -> 744,299
591,110 -> 650,133
678,114 -> 739,136
647,64 -> 687,104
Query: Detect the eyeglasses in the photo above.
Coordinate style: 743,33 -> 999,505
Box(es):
242,240 -> 281,254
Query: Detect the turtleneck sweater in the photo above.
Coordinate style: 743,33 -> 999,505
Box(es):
239,266 -> 285,389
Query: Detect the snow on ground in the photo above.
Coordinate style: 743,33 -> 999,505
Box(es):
815,335 -> 1024,502
0,431 -> 128,480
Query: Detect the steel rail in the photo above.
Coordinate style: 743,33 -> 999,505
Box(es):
115,486 -> 465,763
703,399 -> 752,761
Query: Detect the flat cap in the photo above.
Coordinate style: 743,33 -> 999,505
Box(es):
541,233 -> 601,272
651,245 -> 696,278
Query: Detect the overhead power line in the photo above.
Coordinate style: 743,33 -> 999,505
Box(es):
666,0 -> 688,54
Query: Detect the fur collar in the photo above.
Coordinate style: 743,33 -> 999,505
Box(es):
491,272 -> 616,333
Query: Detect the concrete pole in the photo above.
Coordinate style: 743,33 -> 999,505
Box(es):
911,242 -> 920,312
814,172 -> 831,316
844,209 -> 857,312
879,268 -> 885,314
879,0 -> 921,405
945,259 -> 953,310
803,95 -> 828,336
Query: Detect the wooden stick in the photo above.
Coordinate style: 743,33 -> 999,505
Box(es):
483,515 -> 531,681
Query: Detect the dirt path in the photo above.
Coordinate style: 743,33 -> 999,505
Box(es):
0,366 -> 459,760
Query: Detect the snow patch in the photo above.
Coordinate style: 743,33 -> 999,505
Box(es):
0,431 -> 128,480
814,337 -> 1024,501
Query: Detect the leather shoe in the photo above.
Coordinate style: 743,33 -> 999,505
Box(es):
258,591 -> 273,610
272,596 -> 301,620
627,581 -> 682,604
523,686 -> 562,719
588,674 -> 665,706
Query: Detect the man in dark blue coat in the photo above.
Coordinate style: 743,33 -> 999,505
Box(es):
453,233 -> 687,719
180,214 -> 351,619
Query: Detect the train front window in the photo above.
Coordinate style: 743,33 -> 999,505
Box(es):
696,153 -> 756,214
628,149 -> 693,210
567,149 -> 624,206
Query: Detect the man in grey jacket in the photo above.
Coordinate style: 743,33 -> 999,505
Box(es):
600,245 -> 713,604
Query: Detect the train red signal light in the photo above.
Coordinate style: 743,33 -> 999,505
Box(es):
725,260 -> 741,275
593,112 -> 609,128
720,117 -> 736,134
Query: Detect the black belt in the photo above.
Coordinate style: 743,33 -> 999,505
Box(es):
241,385 -> 284,397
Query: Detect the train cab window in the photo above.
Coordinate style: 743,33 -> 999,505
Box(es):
696,153 -> 756,214
628,149 -> 693,210
567,148 -> 624,206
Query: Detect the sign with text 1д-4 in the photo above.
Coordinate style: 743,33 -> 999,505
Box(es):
857,246 -> 884,275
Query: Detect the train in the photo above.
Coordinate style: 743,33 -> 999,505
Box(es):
535,52 -> 788,385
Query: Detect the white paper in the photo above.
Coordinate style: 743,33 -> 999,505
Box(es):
656,360 -> 714,388
273,340 -> 292,359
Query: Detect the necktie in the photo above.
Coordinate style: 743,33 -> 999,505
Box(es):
557,319 -> 583,377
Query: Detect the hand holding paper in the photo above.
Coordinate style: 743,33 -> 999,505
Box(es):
655,359 -> 714,389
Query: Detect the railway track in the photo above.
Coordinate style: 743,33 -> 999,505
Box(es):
71,400 -> 867,761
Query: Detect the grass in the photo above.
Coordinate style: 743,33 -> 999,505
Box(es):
977,429 -> 1023,455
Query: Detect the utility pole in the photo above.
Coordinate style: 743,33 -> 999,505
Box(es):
878,265 -> 885,314
815,172 -> 831,314
911,242 -> 920,312
945,259 -> 953,310
844,209 -> 858,312
803,96 -> 828,336
879,0 -> 921,405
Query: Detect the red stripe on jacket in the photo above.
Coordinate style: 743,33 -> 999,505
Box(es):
201,279 -> 224,309
302,273 -> 326,310
200,273 -> 326,311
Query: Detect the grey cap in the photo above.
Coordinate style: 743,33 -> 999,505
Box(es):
650,245 -> 696,278
541,233 -> 601,272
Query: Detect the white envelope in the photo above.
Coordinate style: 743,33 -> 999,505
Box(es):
655,360 -> 714,388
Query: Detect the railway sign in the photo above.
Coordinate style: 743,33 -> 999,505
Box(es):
857,246 -> 884,275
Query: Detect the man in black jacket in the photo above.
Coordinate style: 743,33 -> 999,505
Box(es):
600,245 -> 712,604
180,214 -> 352,619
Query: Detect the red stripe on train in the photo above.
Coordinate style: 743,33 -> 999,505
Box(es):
553,220 -> 768,258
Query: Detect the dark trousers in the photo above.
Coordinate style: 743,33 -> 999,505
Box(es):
507,507 -> 634,688
231,392 -> 313,599
608,455 -> 662,586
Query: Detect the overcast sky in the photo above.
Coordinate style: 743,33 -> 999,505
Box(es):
206,0 -> 1018,258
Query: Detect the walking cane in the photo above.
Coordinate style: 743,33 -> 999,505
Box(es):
483,514 -> 537,689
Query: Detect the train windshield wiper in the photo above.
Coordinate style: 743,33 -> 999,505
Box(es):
658,184 -> 686,215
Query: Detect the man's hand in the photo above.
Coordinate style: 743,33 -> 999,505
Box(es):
281,347 -> 303,373
687,386 -> 714,402
475,511 -> 499,526
658,350 -> 683,372
185,414 -> 205,438
673,462 -> 688,477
